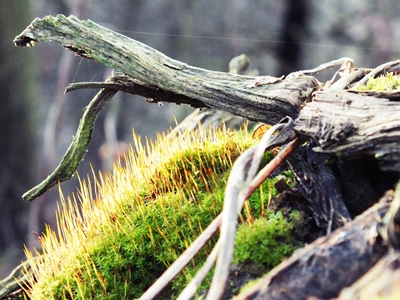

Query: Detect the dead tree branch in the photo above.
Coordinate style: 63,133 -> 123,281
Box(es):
14,14 -> 318,124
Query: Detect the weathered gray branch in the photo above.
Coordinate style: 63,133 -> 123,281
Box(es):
294,90 -> 400,173
14,14 -> 318,124
22,88 -> 116,201
13,14 -> 318,202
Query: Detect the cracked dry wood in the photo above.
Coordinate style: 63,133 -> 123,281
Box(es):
294,90 -> 400,173
14,14 -> 318,124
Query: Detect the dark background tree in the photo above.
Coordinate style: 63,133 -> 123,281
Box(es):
0,0 -> 38,277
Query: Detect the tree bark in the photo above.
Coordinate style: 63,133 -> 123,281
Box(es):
293,88 -> 400,219
294,89 -> 400,173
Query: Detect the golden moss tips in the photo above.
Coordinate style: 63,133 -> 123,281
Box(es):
129,124 -> 254,200
356,72 -> 400,91
23,124 -> 265,299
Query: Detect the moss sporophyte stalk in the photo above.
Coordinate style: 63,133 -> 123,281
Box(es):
22,124 -> 304,299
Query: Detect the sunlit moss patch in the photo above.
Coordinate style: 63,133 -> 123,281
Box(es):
22,124 -> 302,299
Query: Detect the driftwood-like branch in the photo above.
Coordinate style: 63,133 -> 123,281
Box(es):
294,90 -> 400,173
13,14 -> 318,202
14,14 -> 318,124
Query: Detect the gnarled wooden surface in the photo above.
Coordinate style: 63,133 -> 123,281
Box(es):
294,89 -> 400,173
14,14 -> 318,124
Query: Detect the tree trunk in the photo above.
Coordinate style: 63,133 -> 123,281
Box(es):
0,0 -> 38,280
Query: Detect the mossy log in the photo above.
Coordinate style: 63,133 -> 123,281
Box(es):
3,14 -> 400,300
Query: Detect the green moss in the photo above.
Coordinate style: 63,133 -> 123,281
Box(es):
233,211 -> 303,271
65,188 -> 225,299
285,170 -> 297,188
24,127 -> 305,299
324,155 -> 336,166
356,72 -> 400,91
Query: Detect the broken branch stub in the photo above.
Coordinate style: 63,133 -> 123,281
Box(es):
14,14 -> 318,124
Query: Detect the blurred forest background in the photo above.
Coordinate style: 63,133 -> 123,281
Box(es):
1,0 -> 400,278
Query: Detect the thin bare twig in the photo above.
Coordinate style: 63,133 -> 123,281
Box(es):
22,89 -> 117,201
138,215 -> 222,300
207,119 -> 298,300
177,240 -> 221,300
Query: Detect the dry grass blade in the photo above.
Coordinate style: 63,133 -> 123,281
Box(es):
138,214 -> 221,300
177,240 -> 221,300
207,118 -> 298,300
